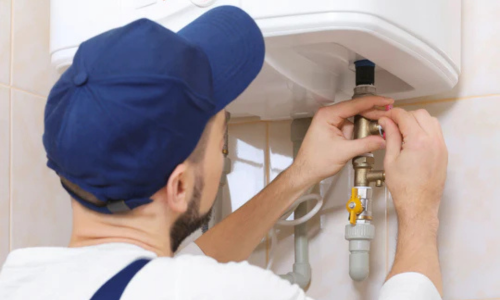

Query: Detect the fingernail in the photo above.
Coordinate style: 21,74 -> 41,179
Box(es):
385,104 -> 393,111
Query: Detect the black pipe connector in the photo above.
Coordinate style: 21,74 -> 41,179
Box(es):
354,60 -> 375,86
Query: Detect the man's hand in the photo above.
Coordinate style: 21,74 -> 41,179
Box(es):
196,96 -> 393,263
291,96 -> 394,188
379,108 -> 448,295
379,108 -> 447,227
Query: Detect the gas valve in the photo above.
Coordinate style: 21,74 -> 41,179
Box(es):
346,188 -> 363,225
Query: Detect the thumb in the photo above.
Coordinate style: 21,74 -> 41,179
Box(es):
379,117 -> 402,162
346,135 -> 386,158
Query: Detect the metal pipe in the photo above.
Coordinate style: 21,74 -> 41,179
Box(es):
345,60 -> 385,281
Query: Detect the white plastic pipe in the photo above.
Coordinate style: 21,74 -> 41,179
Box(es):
278,118 -> 314,289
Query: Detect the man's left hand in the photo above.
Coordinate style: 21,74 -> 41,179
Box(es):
290,96 -> 394,188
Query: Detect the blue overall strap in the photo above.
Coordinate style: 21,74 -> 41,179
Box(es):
91,259 -> 151,300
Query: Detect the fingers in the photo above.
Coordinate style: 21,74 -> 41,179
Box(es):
411,110 -> 447,160
317,96 -> 394,127
410,109 -> 445,141
346,135 -> 386,158
341,120 -> 354,139
378,117 -> 402,162
410,109 -> 436,136
361,108 -> 392,120
387,108 -> 443,140
385,108 -> 422,138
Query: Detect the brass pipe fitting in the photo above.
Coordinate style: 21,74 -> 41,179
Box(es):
366,171 -> 385,187
346,61 -> 380,282
353,156 -> 373,187
352,100 -> 385,188
352,156 -> 385,187
353,116 -> 381,140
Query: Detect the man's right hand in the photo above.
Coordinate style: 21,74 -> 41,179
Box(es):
379,108 -> 448,295
379,108 -> 448,226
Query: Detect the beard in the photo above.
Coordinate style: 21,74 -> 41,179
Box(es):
170,174 -> 212,253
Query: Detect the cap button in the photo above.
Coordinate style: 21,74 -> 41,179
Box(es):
73,72 -> 88,86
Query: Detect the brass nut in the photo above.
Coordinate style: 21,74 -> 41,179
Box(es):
353,156 -> 374,166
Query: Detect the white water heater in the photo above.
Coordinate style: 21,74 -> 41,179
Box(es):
50,0 -> 461,120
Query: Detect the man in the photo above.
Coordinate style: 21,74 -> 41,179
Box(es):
0,6 -> 447,300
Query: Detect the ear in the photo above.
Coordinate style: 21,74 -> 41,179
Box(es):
165,163 -> 191,214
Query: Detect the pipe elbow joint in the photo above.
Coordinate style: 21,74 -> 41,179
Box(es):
293,262 -> 311,288
280,263 -> 311,289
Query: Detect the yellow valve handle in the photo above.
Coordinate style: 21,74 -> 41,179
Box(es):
346,188 -> 363,225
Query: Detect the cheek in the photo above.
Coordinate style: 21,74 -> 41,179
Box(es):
198,150 -> 224,213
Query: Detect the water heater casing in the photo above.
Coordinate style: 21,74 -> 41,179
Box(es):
51,0 -> 461,120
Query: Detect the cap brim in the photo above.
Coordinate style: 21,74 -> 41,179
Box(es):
178,6 -> 265,112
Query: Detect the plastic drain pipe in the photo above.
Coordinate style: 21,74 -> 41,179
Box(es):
279,117 -> 317,289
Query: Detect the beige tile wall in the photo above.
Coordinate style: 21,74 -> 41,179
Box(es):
0,1 -> 499,300
11,90 -> 72,249
0,0 -> 73,256
0,87 -> 10,263
0,0 -> 11,84
11,0 -> 59,96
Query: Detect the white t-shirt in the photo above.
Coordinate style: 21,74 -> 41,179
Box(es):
0,243 -> 441,300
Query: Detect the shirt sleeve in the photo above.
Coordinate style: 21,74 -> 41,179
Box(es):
379,273 -> 442,300
175,242 -> 206,256
177,255 -> 314,300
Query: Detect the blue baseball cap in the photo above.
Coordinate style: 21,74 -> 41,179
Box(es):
43,6 -> 265,214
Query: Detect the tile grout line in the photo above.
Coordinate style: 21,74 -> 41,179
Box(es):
3,90 -> 497,109
0,84 -> 47,99
385,186 -> 389,274
395,93 -> 500,107
8,0 -> 13,252
229,93 -> 500,126
264,121 -> 271,266
9,0 -> 13,86
9,89 -> 12,252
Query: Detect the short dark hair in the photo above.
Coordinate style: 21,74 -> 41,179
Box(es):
60,176 -> 103,206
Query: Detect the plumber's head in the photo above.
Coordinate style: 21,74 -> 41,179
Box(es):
42,7 -> 264,255
57,110 -> 228,253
